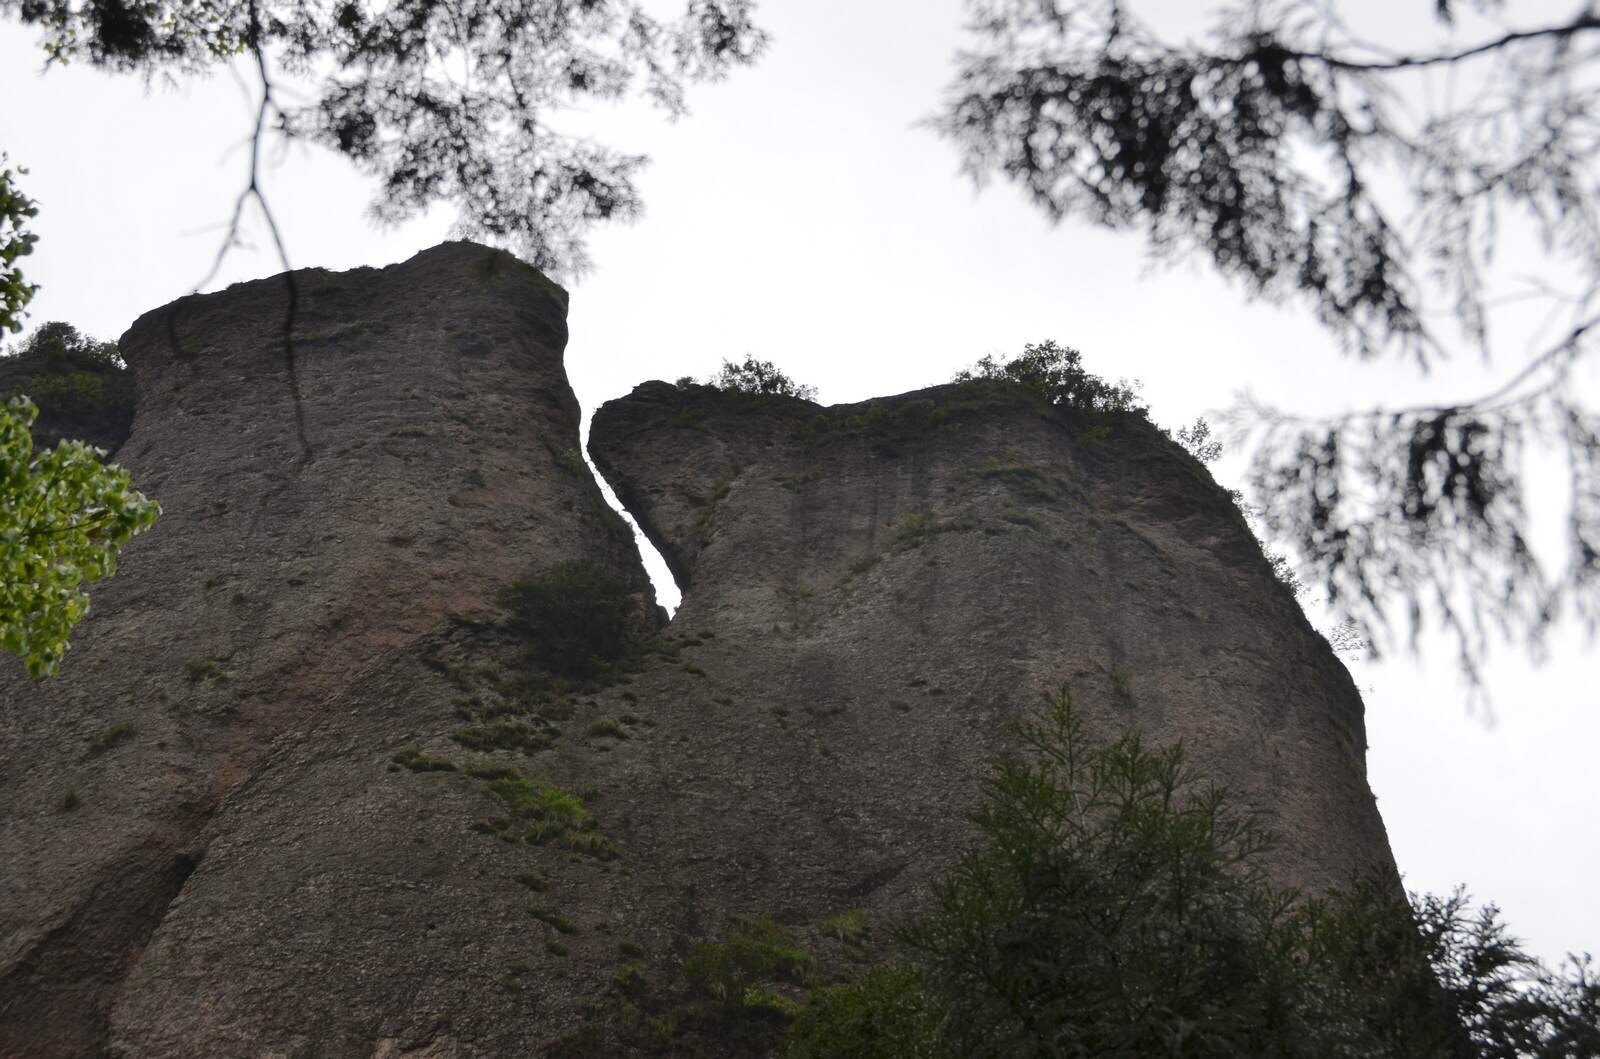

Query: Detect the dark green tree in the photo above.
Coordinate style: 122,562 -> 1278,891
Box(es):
933,1 -> 1600,685
786,687 -> 1600,1057
898,686 -> 1313,1057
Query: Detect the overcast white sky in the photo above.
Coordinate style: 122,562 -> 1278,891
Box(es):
3,0 -> 1595,969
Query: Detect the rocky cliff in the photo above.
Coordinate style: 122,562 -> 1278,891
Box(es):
0,242 -> 1396,1058
588,378 -> 1393,903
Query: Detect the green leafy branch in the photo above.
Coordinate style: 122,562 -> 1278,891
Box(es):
1,396 -> 158,678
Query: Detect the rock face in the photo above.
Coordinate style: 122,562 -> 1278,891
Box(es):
0,243 -> 651,1057
587,380 -> 1395,902
0,243 -> 1396,1058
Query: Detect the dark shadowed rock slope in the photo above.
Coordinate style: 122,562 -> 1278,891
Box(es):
0,243 -> 1396,1058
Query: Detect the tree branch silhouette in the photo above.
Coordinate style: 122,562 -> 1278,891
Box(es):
193,0 -> 310,462
937,0 -> 1600,689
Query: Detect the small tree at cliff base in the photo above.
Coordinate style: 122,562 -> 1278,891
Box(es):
1,395 -> 158,678
785,687 -> 1600,1058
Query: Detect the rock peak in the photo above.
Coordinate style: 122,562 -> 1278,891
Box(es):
1,244 -> 1394,1057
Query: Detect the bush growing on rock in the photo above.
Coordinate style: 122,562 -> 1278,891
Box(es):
785,966 -> 944,1059
708,355 -> 818,401
502,560 -> 636,679
684,915 -> 813,1026
953,340 -> 1144,415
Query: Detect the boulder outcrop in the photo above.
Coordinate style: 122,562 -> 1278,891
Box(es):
0,242 -> 1396,1057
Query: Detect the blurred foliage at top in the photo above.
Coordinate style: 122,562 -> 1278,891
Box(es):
935,0 -> 1600,688
2,0 -> 767,278
0,321 -> 135,454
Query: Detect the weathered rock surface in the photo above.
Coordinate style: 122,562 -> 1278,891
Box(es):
0,242 -> 1396,1058
0,242 -> 651,1057
587,380 -> 1396,903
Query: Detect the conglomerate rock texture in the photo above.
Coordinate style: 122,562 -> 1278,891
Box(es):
0,242 -> 1396,1058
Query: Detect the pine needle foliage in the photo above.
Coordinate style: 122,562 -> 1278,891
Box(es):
6,0 -> 767,278
934,0 -> 1600,683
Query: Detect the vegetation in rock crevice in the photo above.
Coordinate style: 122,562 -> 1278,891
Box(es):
548,914 -> 819,1058
502,559 -> 645,681
428,559 -> 677,756
386,577 -> 652,969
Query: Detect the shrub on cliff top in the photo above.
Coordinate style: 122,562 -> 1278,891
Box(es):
709,355 -> 818,401
954,340 -> 1144,415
